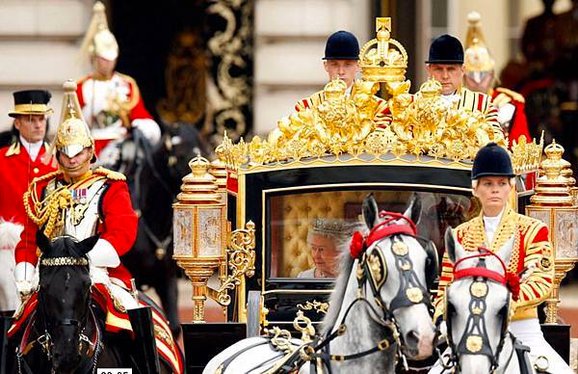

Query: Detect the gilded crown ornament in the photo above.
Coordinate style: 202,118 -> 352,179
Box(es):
359,17 -> 408,84
531,141 -> 574,206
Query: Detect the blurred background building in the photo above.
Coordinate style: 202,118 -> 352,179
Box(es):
0,0 -> 574,142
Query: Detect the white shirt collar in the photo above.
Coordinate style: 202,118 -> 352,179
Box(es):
19,136 -> 43,161
482,208 -> 505,245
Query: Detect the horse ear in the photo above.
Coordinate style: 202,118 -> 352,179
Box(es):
362,193 -> 378,229
403,194 -> 422,225
36,230 -> 51,254
79,235 -> 100,256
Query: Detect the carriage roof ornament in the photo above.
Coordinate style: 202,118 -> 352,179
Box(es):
359,17 -> 408,85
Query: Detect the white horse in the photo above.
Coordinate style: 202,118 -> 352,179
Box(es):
435,228 -> 531,374
0,219 -> 23,311
204,194 -> 437,373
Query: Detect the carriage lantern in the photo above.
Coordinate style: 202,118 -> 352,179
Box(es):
526,141 -> 578,323
173,156 -> 226,322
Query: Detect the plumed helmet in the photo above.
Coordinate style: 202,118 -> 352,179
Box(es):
8,90 -> 53,118
80,1 -> 119,61
54,81 -> 94,159
471,142 -> 515,180
426,34 -> 464,64
323,30 -> 360,60
464,12 -> 495,79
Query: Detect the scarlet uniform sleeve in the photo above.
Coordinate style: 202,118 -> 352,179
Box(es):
374,98 -> 392,128
98,180 -> 138,256
514,222 -> 554,313
15,178 -> 50,266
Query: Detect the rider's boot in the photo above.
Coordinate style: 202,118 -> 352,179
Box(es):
0,312 -> 14,374
128,306 -> 161,374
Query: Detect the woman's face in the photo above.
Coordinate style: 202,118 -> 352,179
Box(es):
308,233 -> 340,278
472,176 -> 512,216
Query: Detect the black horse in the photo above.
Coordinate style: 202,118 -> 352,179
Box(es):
118,123 -> 209,337
5,234 -> 175,374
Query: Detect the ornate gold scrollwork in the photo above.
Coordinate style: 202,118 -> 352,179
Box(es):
210,221 -> 256,306
297,300 -> 330,315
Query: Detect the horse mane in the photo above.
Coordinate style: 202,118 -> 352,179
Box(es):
320,249 -> 355,336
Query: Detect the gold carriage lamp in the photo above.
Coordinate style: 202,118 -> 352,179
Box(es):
173,156 -> 256,323
526,141 -> 578,324
173,156 -> 225,322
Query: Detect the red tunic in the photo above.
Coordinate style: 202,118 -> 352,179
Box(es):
490,87 -> 532,147
16,169 -> 138,287
0,142 -> 56,225
433,207 -> 554,322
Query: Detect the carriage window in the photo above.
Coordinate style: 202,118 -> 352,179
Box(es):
268,189 -> 477,278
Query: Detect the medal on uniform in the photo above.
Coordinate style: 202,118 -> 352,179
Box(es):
72,188 -> 87,204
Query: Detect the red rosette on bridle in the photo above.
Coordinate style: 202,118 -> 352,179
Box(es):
350,231 -> 366,259
505,272 -> 520,301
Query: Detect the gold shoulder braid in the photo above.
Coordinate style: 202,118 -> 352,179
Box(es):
23,170 -> 109,239
23,171 -> 71,238
94,166 -> 126,181
457,208 -> 521,273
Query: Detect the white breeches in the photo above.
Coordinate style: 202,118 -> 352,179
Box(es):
510,318 -> 573,374
90,266 -> 139,310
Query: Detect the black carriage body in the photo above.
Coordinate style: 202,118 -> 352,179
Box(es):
227,155 -> 479,328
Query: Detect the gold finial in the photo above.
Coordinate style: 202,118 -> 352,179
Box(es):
531,140 -> 574,206
177,156 -> 220,203
359,17 -> 408,84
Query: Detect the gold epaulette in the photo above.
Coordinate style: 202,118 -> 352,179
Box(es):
31,170 -> 63,185
94,166 -> 126,181
495,87 -> 525,104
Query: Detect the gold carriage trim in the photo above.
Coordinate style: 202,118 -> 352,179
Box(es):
217,78 -> 542,173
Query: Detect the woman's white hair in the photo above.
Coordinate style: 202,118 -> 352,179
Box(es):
307,218 -> 365,253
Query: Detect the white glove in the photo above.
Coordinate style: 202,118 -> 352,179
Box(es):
497,103 -> 515,126
14,262 -> 37,296
87,239 -> 120,268
436,320 -> 448,345
132,119 -> 161,146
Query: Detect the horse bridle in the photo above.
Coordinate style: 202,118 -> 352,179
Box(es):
444,250 -> 514,374
300,212 -> 434,371
17,247 -> 101,374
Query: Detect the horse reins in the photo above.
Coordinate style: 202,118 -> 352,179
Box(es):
444,248 -> 517,373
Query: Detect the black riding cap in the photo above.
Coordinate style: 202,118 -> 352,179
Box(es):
426,34 -> 464,64
471,142 -> 515,180
323,30 -> 360,60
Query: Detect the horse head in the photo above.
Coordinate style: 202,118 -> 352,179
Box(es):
444,228 -> 516,374
357,193 -> 437,362
35,232 -> 98,373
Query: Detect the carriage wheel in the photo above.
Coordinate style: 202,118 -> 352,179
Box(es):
246,291 -> 262,337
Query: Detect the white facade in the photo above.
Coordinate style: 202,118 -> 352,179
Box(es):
0,0 -> 571,136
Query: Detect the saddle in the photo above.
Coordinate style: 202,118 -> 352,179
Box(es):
7,285 -> 184,374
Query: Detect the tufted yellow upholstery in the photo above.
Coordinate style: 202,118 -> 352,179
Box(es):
271,190 -> 412,277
